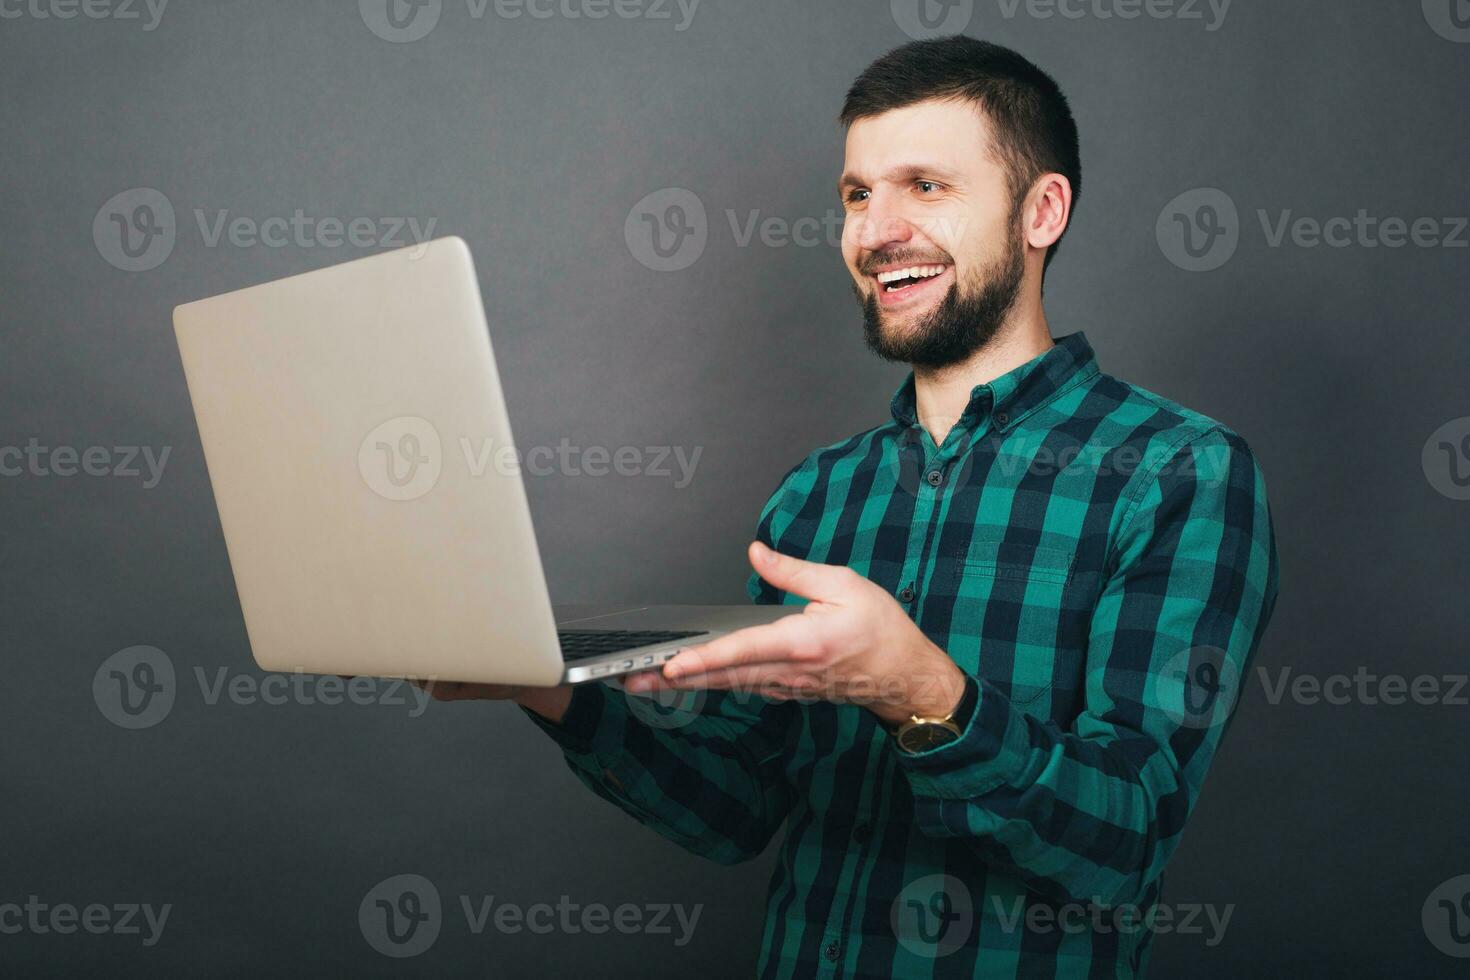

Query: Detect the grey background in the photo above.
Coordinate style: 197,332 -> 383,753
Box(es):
3,0 -> 1468,975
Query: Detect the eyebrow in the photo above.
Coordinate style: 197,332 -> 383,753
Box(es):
837,163 -> 965,194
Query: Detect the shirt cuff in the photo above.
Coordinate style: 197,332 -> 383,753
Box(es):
896,673 -> 1032,800
519,682 -> 620,756
951,672 -> 980,731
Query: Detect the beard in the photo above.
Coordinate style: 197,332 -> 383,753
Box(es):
855,231 -> 1026,370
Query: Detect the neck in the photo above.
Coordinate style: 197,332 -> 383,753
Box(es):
912,287 -> 1053,444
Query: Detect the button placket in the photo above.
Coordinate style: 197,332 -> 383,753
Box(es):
894,427 -> 934,611
898,432 -> 963,613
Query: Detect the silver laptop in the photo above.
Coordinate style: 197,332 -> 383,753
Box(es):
173,237 -> 787,686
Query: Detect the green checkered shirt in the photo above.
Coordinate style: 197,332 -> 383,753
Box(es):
526,332 -> 1279,978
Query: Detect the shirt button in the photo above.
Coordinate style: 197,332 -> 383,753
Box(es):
898,585 -> 915,603
824,942 -> 841,962
995,411 -> 1009,426
925,469 -> 943,487
852,822 -> 872,843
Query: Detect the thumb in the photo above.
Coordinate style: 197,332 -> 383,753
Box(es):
748,541 -> 850,602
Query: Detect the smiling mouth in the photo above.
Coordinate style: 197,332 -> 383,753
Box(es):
875,264 -> 948,293
867,263 -> 953,308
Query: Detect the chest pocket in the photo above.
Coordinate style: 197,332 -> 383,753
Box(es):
935,539 -> 1092,719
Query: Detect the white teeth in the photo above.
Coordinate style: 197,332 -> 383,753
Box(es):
876,265 -> 946,285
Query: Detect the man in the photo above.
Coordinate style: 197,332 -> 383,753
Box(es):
439,36 -> 1279,978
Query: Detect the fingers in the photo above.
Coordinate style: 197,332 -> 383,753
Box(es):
676,665 -> 823,696
748,541 -> 855,603
663,615 -> 810,681
626,661 -> 826,700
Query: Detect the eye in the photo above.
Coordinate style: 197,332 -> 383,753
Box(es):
915,180 -> 943,195
844,188 -> 871,205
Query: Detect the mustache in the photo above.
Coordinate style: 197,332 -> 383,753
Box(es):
858,249 -> 954,276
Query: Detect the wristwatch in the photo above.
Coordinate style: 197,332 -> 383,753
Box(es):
892,675 -> 978,755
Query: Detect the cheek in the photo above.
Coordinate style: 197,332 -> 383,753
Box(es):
953,207 -> 1016,272
841,224 -> 863,271
916,202 -> 981,256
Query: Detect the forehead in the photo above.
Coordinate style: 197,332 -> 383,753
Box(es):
841,98 -> 997,178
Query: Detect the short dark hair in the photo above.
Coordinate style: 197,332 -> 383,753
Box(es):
840,36 -> 1081,271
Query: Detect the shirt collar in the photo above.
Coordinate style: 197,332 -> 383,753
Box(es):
888,332 -> 1100,433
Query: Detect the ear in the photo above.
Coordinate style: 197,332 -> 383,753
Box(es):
1024,173 -> 1073,253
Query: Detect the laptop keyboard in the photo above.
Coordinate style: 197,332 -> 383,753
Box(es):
557,629 -> 708,662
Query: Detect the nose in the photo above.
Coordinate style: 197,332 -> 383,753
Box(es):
852,190 -> 916,255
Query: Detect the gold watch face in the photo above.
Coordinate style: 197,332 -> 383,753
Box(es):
896,721 -> 961,754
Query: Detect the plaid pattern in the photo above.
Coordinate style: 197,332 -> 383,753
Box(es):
526,332 -> 1279,978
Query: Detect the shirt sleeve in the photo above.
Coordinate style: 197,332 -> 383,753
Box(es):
521,461 -> 807,864
895,426 -> 1280,906
522,681 -> 793,864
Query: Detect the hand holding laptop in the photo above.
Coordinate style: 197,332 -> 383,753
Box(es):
353,539 -> 966,734
624,542 -> 968,726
